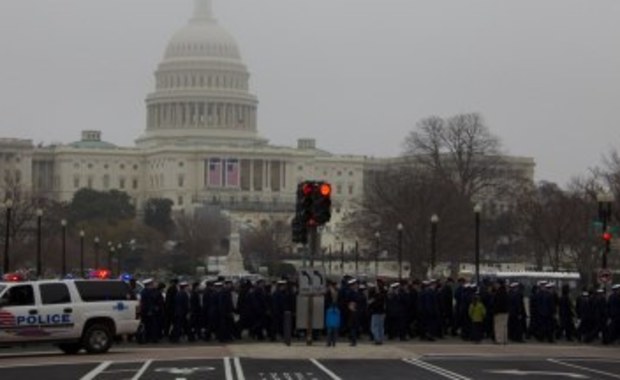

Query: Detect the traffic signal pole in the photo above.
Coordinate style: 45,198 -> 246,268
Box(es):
599,200 -> 612,270
306,224 -> 319,346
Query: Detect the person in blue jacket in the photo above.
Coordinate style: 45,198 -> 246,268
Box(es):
325,302 -> 341,347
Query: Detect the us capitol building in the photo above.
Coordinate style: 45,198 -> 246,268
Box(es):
0,0 -> 534,252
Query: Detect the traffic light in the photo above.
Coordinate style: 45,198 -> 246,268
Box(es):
312,182 -> 332,225
603,231 -> 612,242
293,181 -> 332,243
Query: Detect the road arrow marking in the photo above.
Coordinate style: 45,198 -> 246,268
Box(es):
485,369 -> 588,378
155,367 -> 215,375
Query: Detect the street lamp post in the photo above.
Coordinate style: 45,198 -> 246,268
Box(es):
79,230 -> 85,278
397,223 -> 404,280
61,219 -> 67,277
340,241 -> 344,275
3,199 -> 13,274
374,231 -> 380,278
430,214 -> 439,278
116,243 -> 123,276
354,240 -> 359,275
93,237 -> 100,268
108,246 -> 115,273
474,204 -> 482,286
598,193 -> 614,270
36,209 -> 43,278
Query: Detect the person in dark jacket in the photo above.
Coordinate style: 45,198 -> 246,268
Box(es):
493,280 -> 509,344
576,290 -> 594,342
164,279 -> 178,338
440,278 -> 455,337
139,278 -> 159,343
345,279 -> 361,346
170,281 -> 191,343
606,284 -> 620,344
558,284 -> 576,341
507,282 -> 525,342
189,282 -> 201,341
368,285 -> 387,345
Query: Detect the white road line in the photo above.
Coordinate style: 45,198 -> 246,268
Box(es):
80,361 -> 113,380
549,359 -> 620,379
310,359 -> 342,380
130,359 -> 153,380
233,357 -> 245,380
224,357 -> 233,380
403,358 -> 472,380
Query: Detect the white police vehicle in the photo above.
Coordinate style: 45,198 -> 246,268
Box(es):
0,279 -> 139,354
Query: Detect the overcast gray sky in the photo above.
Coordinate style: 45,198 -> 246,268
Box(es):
0,0 -> 618,185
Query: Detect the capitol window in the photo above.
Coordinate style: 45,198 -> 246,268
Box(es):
102,174 -> 110,189
132,178 -> 138,189
119,178 -> 125,189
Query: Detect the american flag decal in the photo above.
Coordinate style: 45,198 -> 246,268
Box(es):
0,311 -> 16,327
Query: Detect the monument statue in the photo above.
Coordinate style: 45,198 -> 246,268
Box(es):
219,211 -> 248,275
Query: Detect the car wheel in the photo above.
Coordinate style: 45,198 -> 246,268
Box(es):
82,324 -> 112,354
58,342 -> 82,355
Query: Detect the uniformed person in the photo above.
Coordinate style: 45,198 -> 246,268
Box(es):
508,282 -> 525,342
558,284 -> 576,341
606,284 -> 620,344
170,281 -> 191,343
139,278 -> 159,343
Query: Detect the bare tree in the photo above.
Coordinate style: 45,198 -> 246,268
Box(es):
403,113 -> 503,199
345,166 -> 472,278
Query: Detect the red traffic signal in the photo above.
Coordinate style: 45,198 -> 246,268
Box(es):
319,183 -> 331,197
603,232 -> 612,242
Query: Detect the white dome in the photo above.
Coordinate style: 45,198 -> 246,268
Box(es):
163,0 -> 241,61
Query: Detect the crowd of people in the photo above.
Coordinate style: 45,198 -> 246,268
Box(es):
135,276 -> 620,347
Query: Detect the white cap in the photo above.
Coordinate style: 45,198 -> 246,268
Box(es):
214,282 -> 223,286
596,288 -> 604,293
179,281 -> 189,287
142,278 -> 154,285
545,283 -> 555,288
510,282 -> 519,288
612,284 -> 620,290
276,280 -> 287,285
538,281 -> 548,286
581,291 -> 589,297
348,278 -> 358,285
390,282 -> 400,289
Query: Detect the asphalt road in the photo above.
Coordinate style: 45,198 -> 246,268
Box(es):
1,356 -> 620,380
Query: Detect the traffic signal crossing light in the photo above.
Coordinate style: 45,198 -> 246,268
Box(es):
603,231 -> 612,242
293,181 -> 332,243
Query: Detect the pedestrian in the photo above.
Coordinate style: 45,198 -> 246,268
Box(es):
170,281 -> 191,343
492,280 -> 509,344
558,284 -> 576,341
469,293 -> 486,343
325,302 -> 341,347
368,284 -> 387,345
508,282 -> 525,342
164,279 -> 179,338
346,279 -> 361,346
606,284 -> 620,344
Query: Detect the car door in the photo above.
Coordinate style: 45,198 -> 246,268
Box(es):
0,284 -> 40,342
37,283 -> 76,340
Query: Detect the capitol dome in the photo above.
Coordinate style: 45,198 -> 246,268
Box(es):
137,0 -> 263,148
163,1 -> 242,62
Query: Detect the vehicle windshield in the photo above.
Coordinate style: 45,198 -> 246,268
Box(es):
0,284 -> 6,295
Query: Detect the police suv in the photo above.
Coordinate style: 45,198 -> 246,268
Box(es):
0,279 -> 140,354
